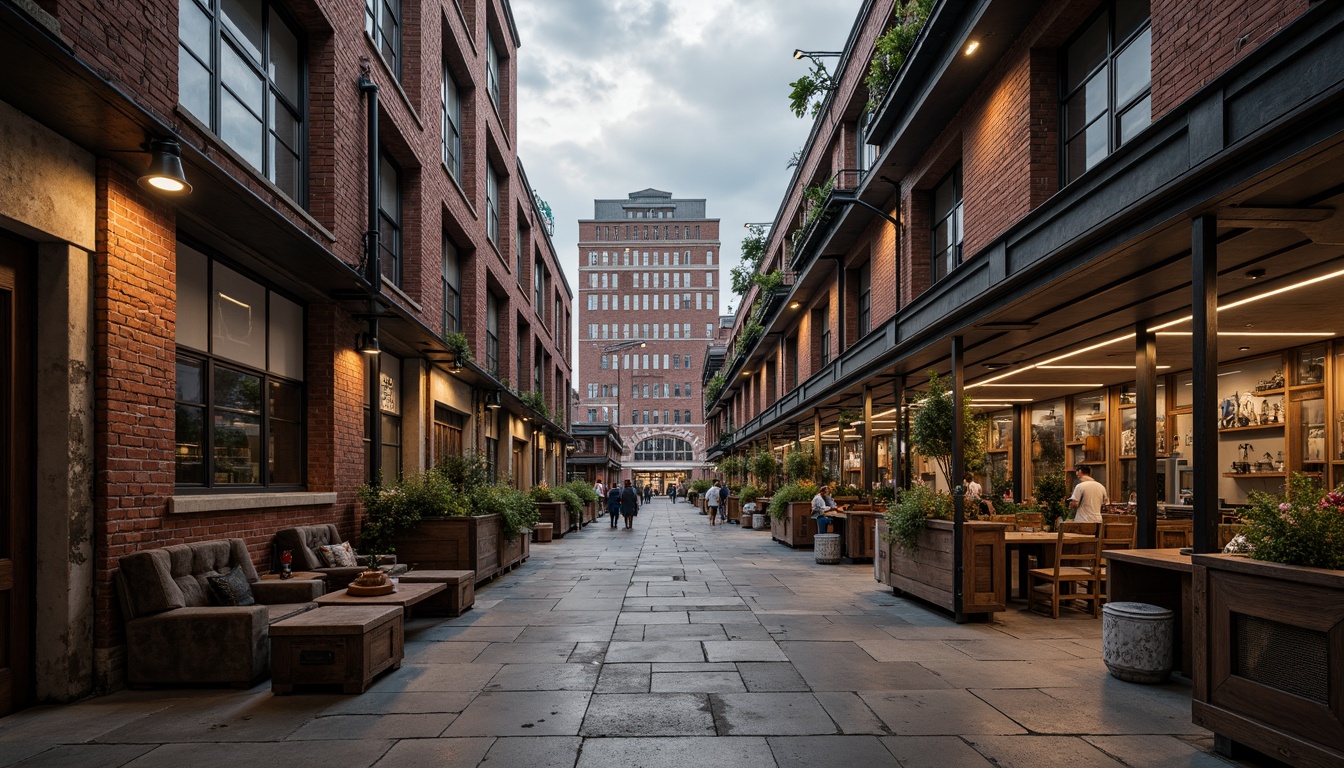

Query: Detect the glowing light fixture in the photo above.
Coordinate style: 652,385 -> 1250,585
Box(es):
964,40 -> 980,55
138,139 -> 192,194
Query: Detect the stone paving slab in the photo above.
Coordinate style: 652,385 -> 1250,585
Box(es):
0,498 -> 1264,767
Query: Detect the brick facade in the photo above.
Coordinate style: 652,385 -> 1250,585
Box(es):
576,191 -> 721,483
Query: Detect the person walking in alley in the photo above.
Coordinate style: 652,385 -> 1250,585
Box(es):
706,480 -> 723,525
607,484 -> 622,528
621,479 -> 640,530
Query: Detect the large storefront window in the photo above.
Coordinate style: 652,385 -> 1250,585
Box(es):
175,243 -> 305,488
178,0 -> 306,202
1062,0 -> 1151,183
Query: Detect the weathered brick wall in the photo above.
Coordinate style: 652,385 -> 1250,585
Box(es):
1151,0 -> 1309,120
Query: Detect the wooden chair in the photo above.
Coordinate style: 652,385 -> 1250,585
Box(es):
1027,522 -> 1103,619
1014,512 -> 1045,532
988,514 -> 1017,531
1101,515 -> 1137,551
1156,519 -> 1193,548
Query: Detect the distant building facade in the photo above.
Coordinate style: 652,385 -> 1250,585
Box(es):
576,189 -> 721,490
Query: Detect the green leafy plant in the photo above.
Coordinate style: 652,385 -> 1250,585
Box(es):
785,450 -> 817,482
1240,474 -> 1344,570
735,319 -> 765,356
705,372 -> 728,405
753,269 -> 786,295
739,482 -> 762,502
444,331 -> 472,364
873,485 -> 896,505
909,371 -> 988,487
865,0 -> 935,112
837,409 -> 859,429
518,389 -> 550,420
731,225 -> 769,297
751,449 -> 778,488
358,467 -> 467,555
529,484 -> 556,503
769,480 -> 818,520
832,483 -> 862,498
882,484 -> 952,552
437,452 -> 493,485
560,480 -> 600,505
689,478 -> 713,494
1032,470 -> 1069,524
553,486 -> 585,518
788,60 -> 834,119
719,455 -> 744,480
786,149 -> 802,169
801,179 -> 835,231
471,483 -> 538,541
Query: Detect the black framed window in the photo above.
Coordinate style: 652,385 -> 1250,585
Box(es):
486,165 -> 500,246
364,0 -> 400,77
486,292 -> 500,375
820,328 -> 831,367
931,165 -> 963,283
174,243 -> 305,489
378,151 -> 402,286
442,66 -> 462,182
534,260 -> 546,325
858,261 -> 871,337
442,236 -> 461,336
634,437 -> 694,462
1062,0 -> 1151,184
486,32 -> 501,110
534,347 -> 543,393
178,0 -> 305,202
363,351 -> 402,482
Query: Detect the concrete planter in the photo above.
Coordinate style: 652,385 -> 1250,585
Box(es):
1192,553 -> 1344,766
391,515 -> 502,585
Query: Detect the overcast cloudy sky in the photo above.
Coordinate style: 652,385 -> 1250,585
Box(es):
512,0 -> 864,366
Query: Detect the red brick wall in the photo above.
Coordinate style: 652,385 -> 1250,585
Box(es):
1151,0 -> 1309,120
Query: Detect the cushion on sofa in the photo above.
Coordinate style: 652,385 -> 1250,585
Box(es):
317,541 -> 357,568
118,549 -> 187,618
207,566 -> 256,606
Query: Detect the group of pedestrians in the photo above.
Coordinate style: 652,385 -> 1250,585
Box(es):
594,478 -> 649,530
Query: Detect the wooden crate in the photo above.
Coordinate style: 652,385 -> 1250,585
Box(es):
771,501 -> 816,548
271,605 -> 403,694
397,569 -> 475,617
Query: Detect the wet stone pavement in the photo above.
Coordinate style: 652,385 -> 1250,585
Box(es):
0,498 -> 1250,767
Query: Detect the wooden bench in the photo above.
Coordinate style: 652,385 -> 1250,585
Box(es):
396,570 -> 475,617
270,605 -> 403,694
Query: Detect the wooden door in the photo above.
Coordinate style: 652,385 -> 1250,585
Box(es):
0,232 -> 33,716
511,441 -> 524,488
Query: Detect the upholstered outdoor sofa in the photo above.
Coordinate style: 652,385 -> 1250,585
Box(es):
273,524 -> 403,592
115,538 -> 321,687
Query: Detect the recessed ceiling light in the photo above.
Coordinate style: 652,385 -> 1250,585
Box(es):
1239,345 -> 1251,351
1245,268 -> 1266,280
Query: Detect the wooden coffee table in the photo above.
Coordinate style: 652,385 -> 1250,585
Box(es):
271,605 -> 404,694
315,581 -> 447,618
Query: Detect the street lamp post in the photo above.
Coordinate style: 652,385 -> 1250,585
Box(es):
601,338 -> 646,484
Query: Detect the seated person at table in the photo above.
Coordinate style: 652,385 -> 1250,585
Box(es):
811,485 -> 842,534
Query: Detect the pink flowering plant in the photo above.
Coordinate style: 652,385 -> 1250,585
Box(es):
1240,473 -> 1344,570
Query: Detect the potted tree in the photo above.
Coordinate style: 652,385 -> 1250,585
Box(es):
877,372 -> 1007,621
1192,475 -> 1344,765
770,450 -> 820,547
530,485 -> 571,536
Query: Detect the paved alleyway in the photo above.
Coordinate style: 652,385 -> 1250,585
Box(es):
0,499 -> 1241,767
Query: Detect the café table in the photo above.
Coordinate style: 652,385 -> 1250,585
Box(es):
831,509 -> 881,562
1003,530 -> 1088,601
1103,548 -> 1192,676
315,581 -> 446,619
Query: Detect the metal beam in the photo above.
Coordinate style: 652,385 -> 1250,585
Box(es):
951,336 -> 966,618
1192,215 -> 1220,553
863,386 -> 875,493
1135,319 -> 1158,549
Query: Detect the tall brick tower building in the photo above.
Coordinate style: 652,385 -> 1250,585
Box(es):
577,190 -> 721,490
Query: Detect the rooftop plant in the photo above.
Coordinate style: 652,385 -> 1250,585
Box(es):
865,0 -> 936,112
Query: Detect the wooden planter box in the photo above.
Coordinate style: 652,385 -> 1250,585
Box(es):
536,501 -> 570,537
842,511 -> 882,562
877,519 -> 1007,622
391,515 -> 502,584
585,500 -> 599,525
499,530 -> 529,571
1192,553 -> 1344,767
771,501 -> 816,548
726,497 -> 741,522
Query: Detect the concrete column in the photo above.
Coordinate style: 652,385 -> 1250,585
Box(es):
34,243 -> 95,703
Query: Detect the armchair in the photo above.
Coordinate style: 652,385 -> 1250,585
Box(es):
273,524 -> 405,593
115,538 -> 320,686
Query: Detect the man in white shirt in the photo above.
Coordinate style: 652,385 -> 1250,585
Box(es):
706,480 -> 722,526
1069,465 -> 1108,524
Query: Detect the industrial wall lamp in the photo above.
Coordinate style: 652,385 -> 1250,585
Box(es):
137,139 -> 192,195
